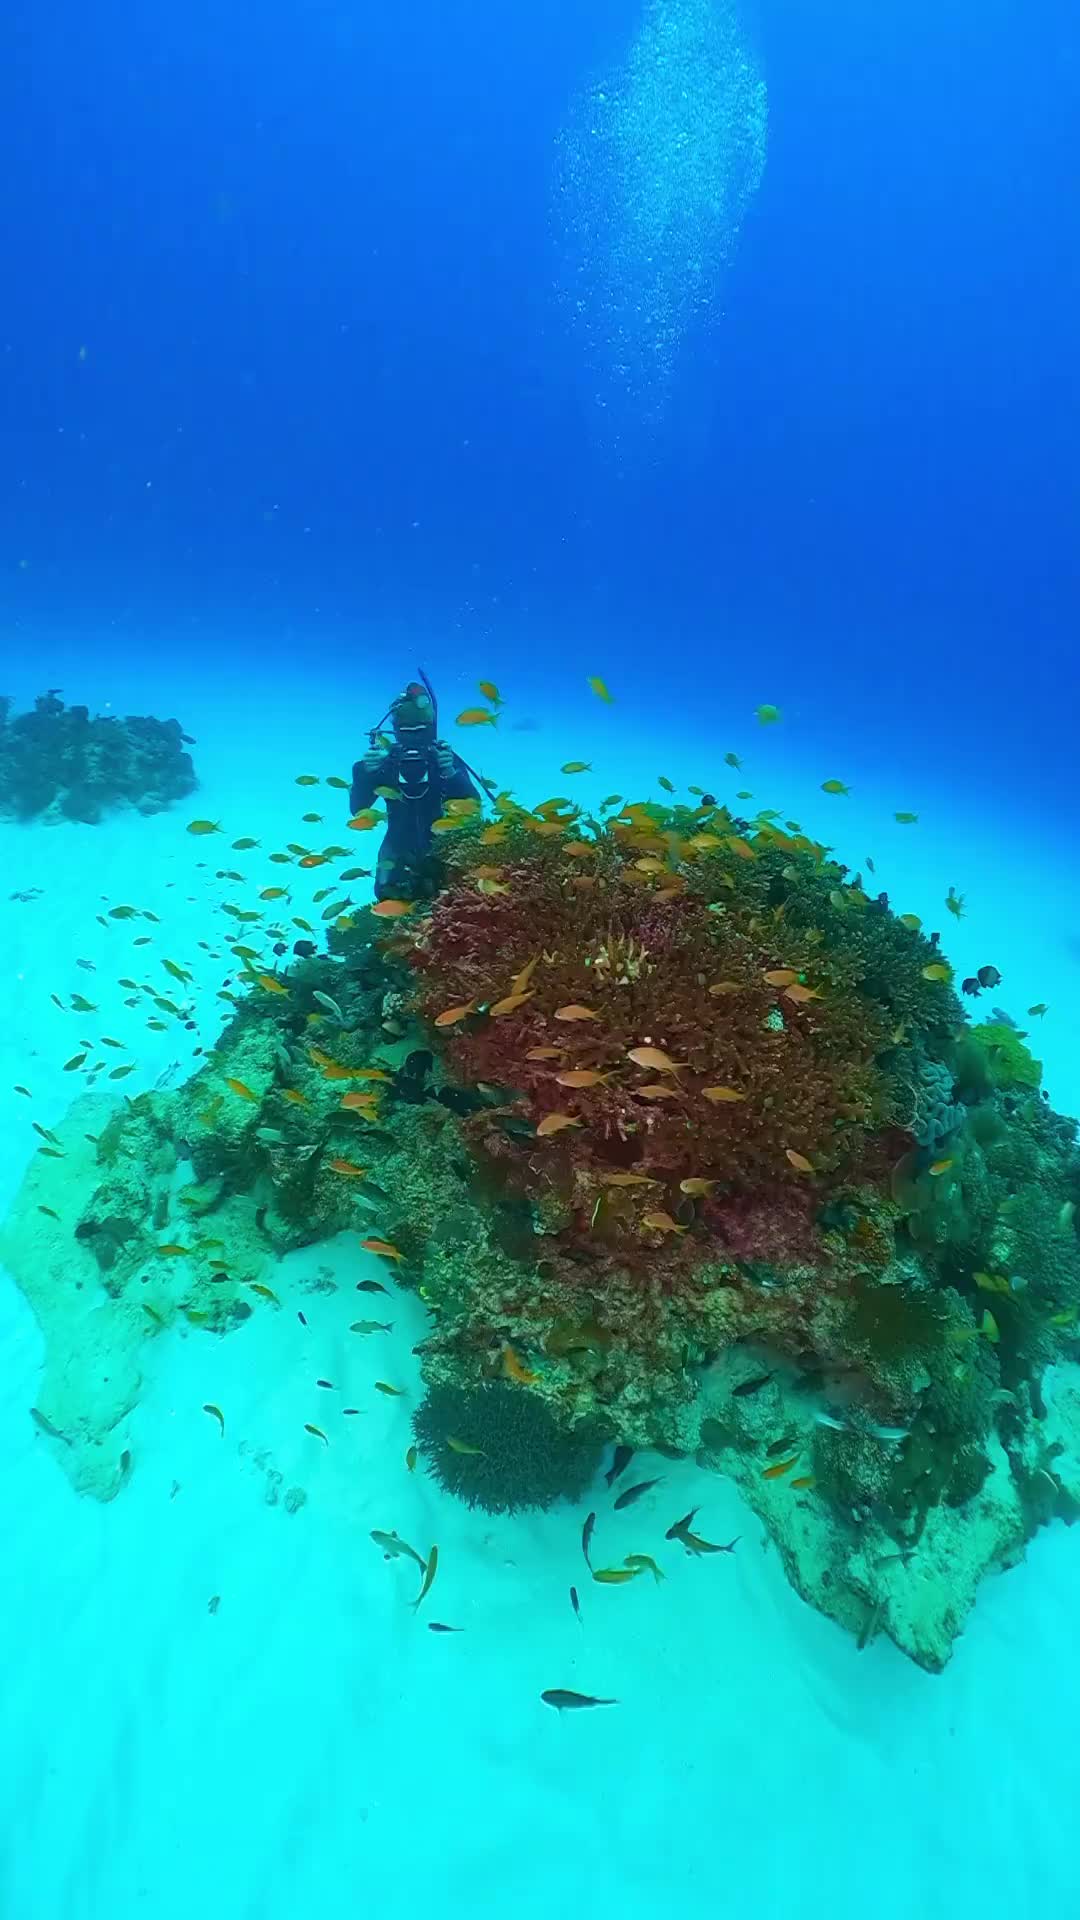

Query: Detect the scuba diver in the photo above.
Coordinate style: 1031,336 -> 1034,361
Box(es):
350,675 -> 480,900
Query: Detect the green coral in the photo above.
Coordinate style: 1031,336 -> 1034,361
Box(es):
958,1022 -> 1042,1094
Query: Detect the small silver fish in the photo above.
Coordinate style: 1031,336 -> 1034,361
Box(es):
313,990 -> 345,1023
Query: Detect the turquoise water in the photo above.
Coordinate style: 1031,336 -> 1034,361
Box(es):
3,0 -> 1080,1908
2,650 -> 1079,1917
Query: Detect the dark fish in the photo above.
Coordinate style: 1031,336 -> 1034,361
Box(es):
293,940 -> 317,958
30,1407 -> 70,1444
582,1510 -> 596,1569
298,1311 -> 308,1326
428,1622 -> 463,1633
665,1507 -> 699,1540
613,1476 -> 663,1511
857,1596 -> 884,1652
666,1508 -> 739,1556
732,1370 -> 776,1397
316,1379 -> 334,1389
208,1594 -> 221,1614
541,1690 -> 617,1712
604,1444 -> 634,1489
977,964 -> 1002,990
356,1279 -> 389,1295
435,1085 -> 488,1116
570,1585 -> 582,1624
766,1431 -> 799,1458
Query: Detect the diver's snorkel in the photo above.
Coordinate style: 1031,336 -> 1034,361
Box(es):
412,666 -> 492,802
416,665 -> 438,732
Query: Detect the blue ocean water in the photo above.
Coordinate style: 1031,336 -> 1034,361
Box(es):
2,1 -> 1080,1915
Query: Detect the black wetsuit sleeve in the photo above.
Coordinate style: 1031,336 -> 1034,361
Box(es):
350,756 -> 390,814
441,755 -> 481,804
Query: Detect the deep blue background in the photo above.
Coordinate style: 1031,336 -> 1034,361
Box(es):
2,0 -> 1078,775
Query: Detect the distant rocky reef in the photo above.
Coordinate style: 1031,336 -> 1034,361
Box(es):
0,689 -> 197,823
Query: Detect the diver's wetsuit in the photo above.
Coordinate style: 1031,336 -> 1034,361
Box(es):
350,744 -> 479,900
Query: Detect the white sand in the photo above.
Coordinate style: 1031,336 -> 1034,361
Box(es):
2,660 -> 1079,1919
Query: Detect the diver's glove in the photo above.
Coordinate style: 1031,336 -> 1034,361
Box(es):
434,740 -> 456,778
360,744 -> 384,772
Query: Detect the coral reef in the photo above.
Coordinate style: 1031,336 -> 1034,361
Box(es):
0,688 -> 196,822
7,779 -> 1080,1669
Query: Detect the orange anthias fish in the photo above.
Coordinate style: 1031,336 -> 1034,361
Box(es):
254,973 -> 289,995
587,675 -> 614,703
626,1046 -> 684,1074
554,1069 -> 611,1089
510,954 -> 541,994
762,1456 -> 799,1480
435,1002 -> 476,1028
536,1112 -> 582,1138
328,1158 -> 367,1178
341,1090 -> 380,1111
784,983 -> 820,1005
554,1004 -> 599,1022
225,1077 -> 259,1102
503,1344 -> 539,1385
701,1086 -> 746,1104
456,707 -> 498,727
371,899 -> 414,918
489,991 -> 534,1017
785,1150 -> 815,1173
360,1237 -> 405,1261
641,1210 -> 687,1236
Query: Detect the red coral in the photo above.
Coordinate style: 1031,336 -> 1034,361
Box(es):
705,1189 -> 820,1267
410,838 -> 891,1265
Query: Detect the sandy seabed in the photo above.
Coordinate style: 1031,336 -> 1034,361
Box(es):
2,662 -> 1079,1920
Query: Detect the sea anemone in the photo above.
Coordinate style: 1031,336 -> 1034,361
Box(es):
412,1380 -> 602,1513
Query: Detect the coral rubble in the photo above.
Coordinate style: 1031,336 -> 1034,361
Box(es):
0,689 -> 197,822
